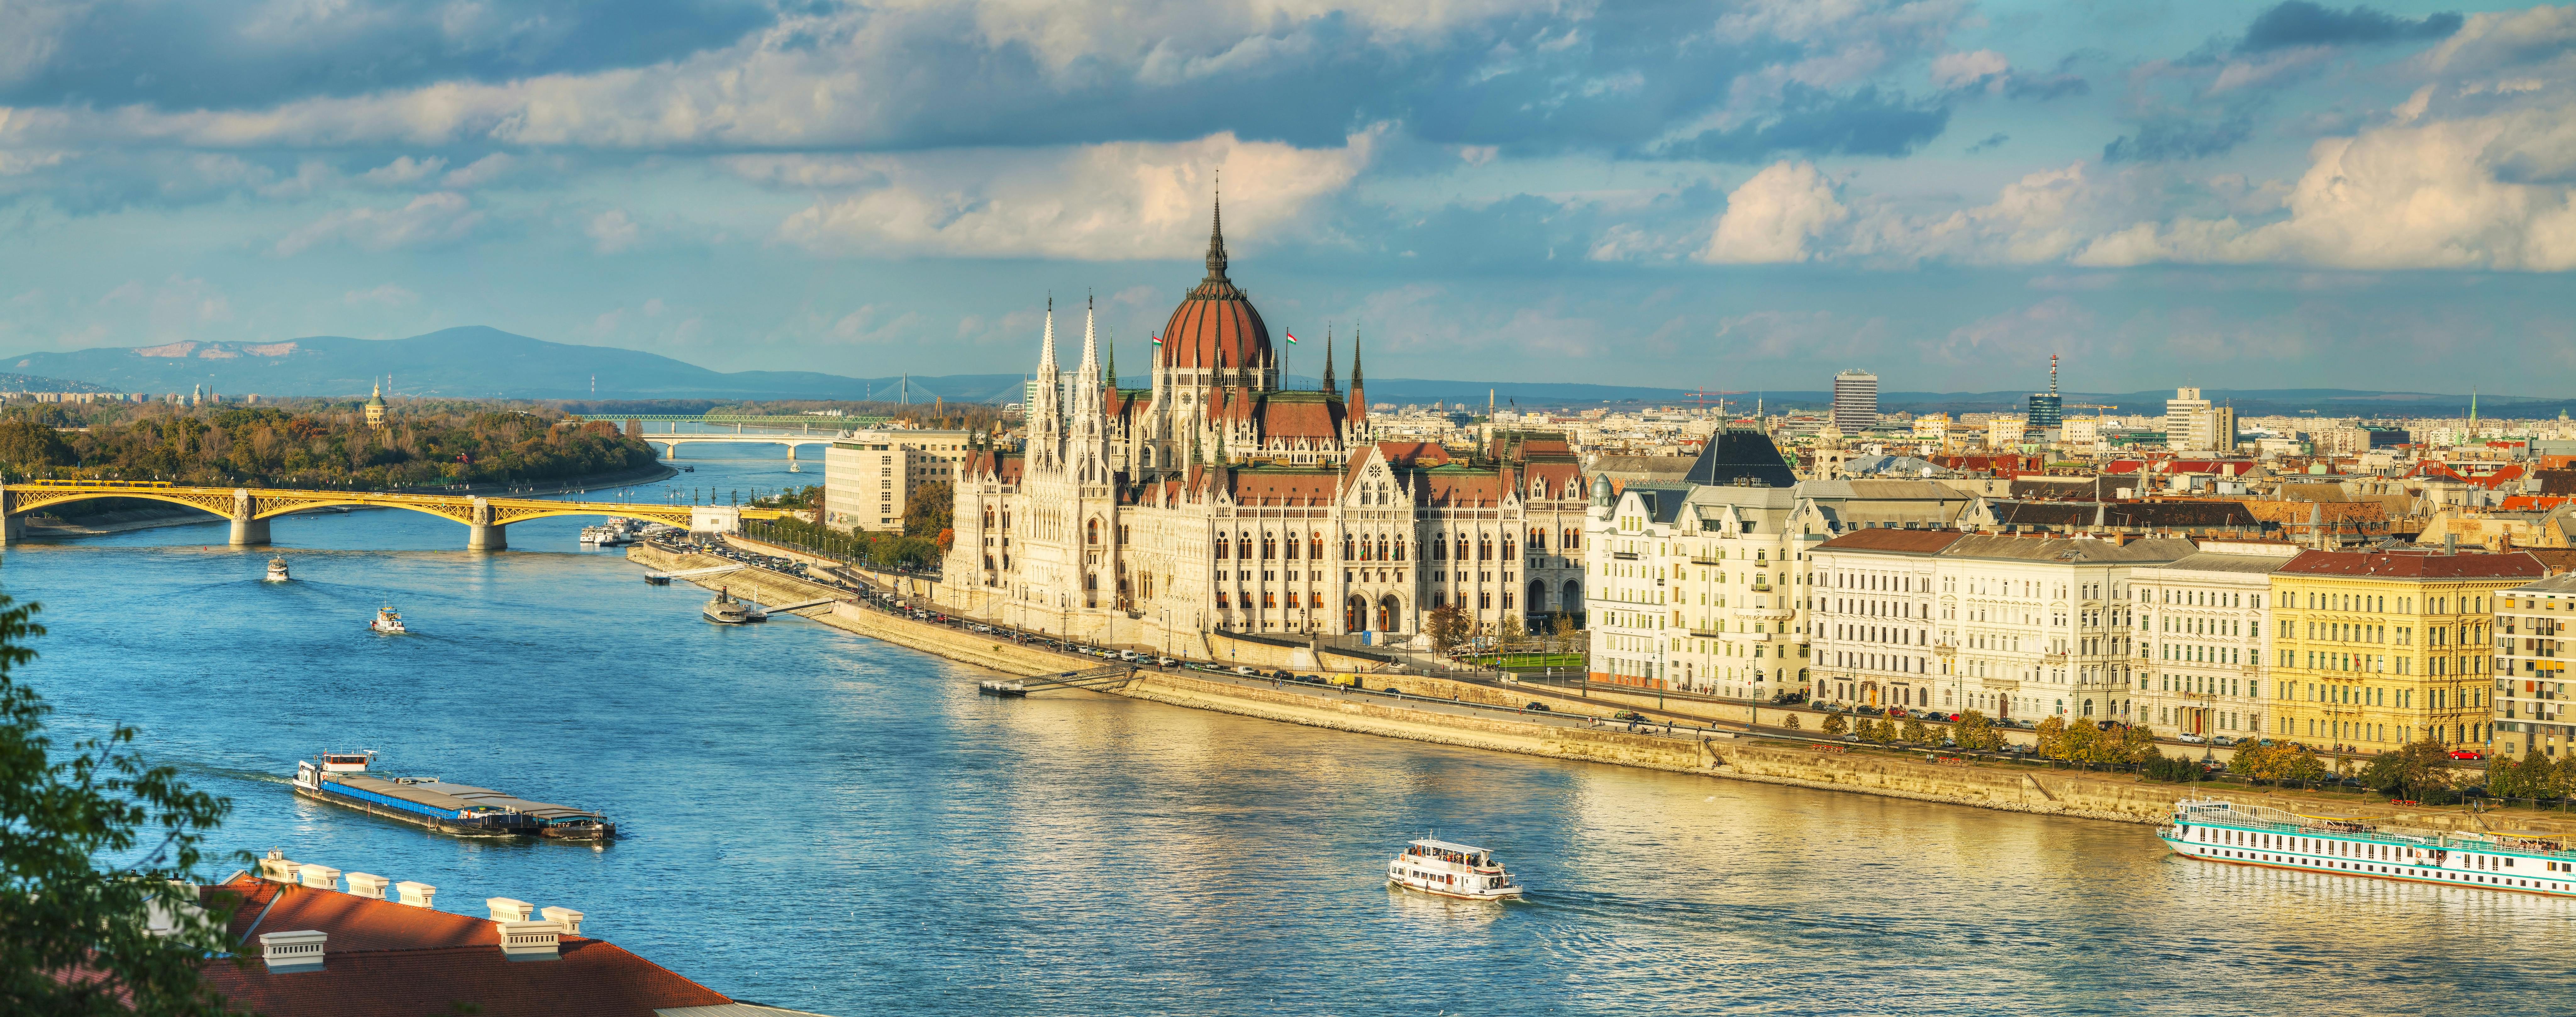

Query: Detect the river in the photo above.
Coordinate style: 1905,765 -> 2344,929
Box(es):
8,447 -> 2570,1015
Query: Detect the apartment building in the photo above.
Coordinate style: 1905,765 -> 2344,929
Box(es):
2131,544 -> 2295,741
1810,533 -> 2193,721
2267,549 -> 2539,751
823,429 -> 975,532
2491,573 -> 2576,760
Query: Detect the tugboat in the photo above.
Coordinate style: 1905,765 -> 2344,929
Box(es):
703,587 -> 751,625
264,557 -> 291,582
369,606 -> 407,635
1388,837 -> 1525,901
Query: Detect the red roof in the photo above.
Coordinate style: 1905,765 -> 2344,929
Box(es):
1815,530 -> 1966,554
1375,442 -> 1451,467
198,874 -> 733,1017
2278,549 -> 2545,579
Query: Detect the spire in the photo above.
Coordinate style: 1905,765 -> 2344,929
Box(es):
1348,326 -> 1367,424
1106,330 -> 1117,389
1038,294 -> 1058,372
1321,325 -> 1338,397
1079,291 -> 1099,375
1203,178 -> 1229,281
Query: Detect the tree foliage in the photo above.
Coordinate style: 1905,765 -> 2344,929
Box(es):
0,404 -> 654,491
0,596 -> 239,1015
1820,713 -> 1848,736
1951,711 -> 2004,751
1424,605 -> 1473,653
2362,740 -> 2464,801
903,480 -> 952,537
2228,741 -> 2329,783
2484,752 -> 2576,800
2035,717 -> 2156,766
0,419 -> 74,468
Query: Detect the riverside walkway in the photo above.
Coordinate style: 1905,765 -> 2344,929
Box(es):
0,480 -> 784,550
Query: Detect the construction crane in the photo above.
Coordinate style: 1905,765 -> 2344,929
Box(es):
1686,388 -> 1748,419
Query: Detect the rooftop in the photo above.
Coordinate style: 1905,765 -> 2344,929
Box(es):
2278,549 -> 2545,579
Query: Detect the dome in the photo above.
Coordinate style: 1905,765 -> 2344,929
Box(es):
1158,198 -> 1273,370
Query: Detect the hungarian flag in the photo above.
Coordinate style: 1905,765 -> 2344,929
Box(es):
1285,331 -> 1298,344
1150,333 -> 1163,346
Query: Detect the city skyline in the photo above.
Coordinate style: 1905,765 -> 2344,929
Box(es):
2,1 -> 2572,394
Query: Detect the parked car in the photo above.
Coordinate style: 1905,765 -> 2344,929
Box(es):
1233,665 -> 1259,676
2450,749 -> 2487,760
2212,736 -> 2238,747
1118,650 -> 1140,662
1525,701 -> 1552,712
1156,657 -> 1178,668
2177,734 -> 2207,744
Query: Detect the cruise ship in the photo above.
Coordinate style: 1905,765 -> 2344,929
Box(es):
2163,798 -> 2576,897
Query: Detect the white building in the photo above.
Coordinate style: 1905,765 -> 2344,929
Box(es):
2129,544 -> 2294,740
1811,532 -> 2195,721
2165,387 -> 2239,454
1832,370 -> 1878,434
823,429 -> 974,532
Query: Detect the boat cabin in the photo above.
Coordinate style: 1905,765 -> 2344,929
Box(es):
320,752 -> 376,774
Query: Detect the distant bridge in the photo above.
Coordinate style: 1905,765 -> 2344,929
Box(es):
0,481 -> 784,551
639,433 -> 843,460
568,414 -> 890,431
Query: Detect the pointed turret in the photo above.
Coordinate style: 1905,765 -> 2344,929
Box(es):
1348,327 -> 1366,420
1321,325 -> 1337,398
1038,295 -> 1059,374
1204,182 -> 1228,281
1078,292 -> 1100,377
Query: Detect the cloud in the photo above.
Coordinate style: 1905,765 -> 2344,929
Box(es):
361,155 -> 446,185
1932,50 -> 2011,92
2102,116 -> 2254,162
1658,85 -> 1951,162
2422,5 -> 2576,73
273,192 -> 482,256
770,131 -> 1370,260
1966,132 -> 2010,154
441,153 -> 517,188
2074,105 -> 2576,271
587,208 -> 640,253
342,284 -> 420,307
1701,161 -> 1847,263
2237,2 -> 2464,53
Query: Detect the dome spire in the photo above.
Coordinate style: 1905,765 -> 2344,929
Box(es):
1321,325 -> 1337,397
1204,174 -> 1228,281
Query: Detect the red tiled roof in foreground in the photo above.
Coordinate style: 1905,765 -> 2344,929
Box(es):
200,874 -> 732,1017
2279,549 -> 2545,579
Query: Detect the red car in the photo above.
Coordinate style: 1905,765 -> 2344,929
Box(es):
2449,749 -> 2486,760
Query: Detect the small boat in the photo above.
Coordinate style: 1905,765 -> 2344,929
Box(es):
292,751 -> 615,841
682,466 -> 696,473
369,607 -> 407,635
1388,837 -> 1524,901
704,588 -> 751,624
978,681 -> 1027,697
264,557 -> 290,582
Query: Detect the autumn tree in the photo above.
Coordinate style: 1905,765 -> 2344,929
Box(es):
1424,605 -> 1473,653
1951,711 -> 2004,751
1821,713 -> 1848,736
2363,740 -> 2461,802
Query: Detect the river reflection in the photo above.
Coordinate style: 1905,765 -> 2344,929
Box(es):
7,452 -> 2573,1014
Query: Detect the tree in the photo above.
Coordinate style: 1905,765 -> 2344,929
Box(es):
903,480 -> 953,536
2229,742 -> 2329,785
2034,716 -> 2072,759
0,595 -> 240,1015
1952,711 -> 2003,751
1783,714 -> 1801,731
1898,719 -> 1929,745
2363,740 -> 2461,802
1424,605 -> 1474,653
1864,720 -> 1897,744
1821,713 -> 1848,736
0,418 -> 75,472
2141,751 -> 2205,783
1498,614 -> 1528,648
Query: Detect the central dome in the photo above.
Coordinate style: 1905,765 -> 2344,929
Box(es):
1158,199 -> 1273,371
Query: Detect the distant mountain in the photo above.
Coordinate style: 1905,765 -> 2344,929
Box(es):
0,372 -> 116,393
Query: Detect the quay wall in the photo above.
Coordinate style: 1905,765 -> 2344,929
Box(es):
626,544 -> 2576,837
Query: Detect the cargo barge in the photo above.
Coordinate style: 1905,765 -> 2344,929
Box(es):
291,752 -> 615,842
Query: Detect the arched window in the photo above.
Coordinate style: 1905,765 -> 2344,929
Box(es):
1502,536 -> 1516,559
1455,534 -> 1470,560
1084,573 -> 1097,590
1433,534 -> 1448,560
1563,527 -> 1578,550
1563,579 -> 1581,610
1529,529 -> 1546,552
1238,534 -> 1253,559
1528,580 -> 1546,611
1310,533 -> 1324,559
982,506 -> 994,529
1432,591 -> 1448,609
1215,534 -> 1230,559
1285,534 -> 1301,560
1262,533 -> 1277,560
1087,519 -> 1099,544
1375,536 -> 1390,561
1343,535 -> 1355,559
1478,535 -> 1492,561
1393,538 -> 1407,561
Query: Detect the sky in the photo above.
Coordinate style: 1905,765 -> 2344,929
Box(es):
2,0 -> 2574,397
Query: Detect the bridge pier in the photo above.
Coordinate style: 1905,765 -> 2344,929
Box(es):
468,523 -> 507,551
785,445 -> 796,461
229,516 -> 271,547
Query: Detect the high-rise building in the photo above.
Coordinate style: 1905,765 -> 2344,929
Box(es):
2164,387 -> 2238,453
2027,353 -> 2062,429
1831,370 -> 1878,433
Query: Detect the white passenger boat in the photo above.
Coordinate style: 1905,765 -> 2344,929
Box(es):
264,557 -> 290,582
2163,798 -> 2576,897
1387,838 -> 1524,901
369,607 -> 407,635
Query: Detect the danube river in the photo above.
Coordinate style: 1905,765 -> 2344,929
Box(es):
11,451 -> 2573,1015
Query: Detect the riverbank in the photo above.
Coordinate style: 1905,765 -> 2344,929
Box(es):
17,462 -> 680,537
628,542 -> 2576,838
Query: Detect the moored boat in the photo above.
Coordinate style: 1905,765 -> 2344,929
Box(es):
291,751 -> 616,842
1388,837 -> 1524,901
978,680 -> 1027,697
369,606 -> 407,634
2162,798 -> 2576,897
265,557 -> 290,582
704,587 -> 751,624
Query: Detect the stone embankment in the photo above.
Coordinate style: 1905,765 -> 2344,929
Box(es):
630,543 -> 2576,837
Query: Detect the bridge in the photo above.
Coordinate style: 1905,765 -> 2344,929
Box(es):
568,414 -> 890,432
0,481 -> 785,551
640,433 -> 845,460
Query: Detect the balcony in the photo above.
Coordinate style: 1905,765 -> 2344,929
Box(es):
2043,651 -> 2069,664
1611,551 -> 1639,561
1749,581 -> 1772,592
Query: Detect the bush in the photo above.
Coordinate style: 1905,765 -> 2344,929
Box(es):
1821,714 -> 1847,736
2141,752 -> 2203,783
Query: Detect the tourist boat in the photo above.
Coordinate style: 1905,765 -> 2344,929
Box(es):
291,751 -> 615,842
978,680 -> 1027,697
2163,798 -> 2576,897
704,588 -> 751,625
369,607 -> 407,634
264,557 -> 290,582
581,517 -> 644,547
1387,837 -> 1524,901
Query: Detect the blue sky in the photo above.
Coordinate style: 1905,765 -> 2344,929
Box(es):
2,0 -> 2573,395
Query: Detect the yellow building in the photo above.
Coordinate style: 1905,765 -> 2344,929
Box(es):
364,381 -> 387,428
2267,548 -> 2538,752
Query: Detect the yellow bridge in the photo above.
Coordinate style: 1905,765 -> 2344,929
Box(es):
0,481 -> 785,551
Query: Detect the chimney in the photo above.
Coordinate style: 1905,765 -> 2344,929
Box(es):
259,930 -> 328,973
2446,532 -> 2458,555
540,906 -> 585,936
487,897 -> 536,922
394,881 -> 437,909
498,920 -> 564,961
296,864 -> 342,891
345,873 -> 390,900
257,850 -> 298,884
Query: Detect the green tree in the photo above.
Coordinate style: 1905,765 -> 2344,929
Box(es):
2363,740 -> 2461,801
1424,605 -> 1473,653
0,595 -> 240,1014
1898,719 -> 1929,744
2141,751 -> 2204,782
1782,713 -> 1801,731
0,417 -> 75,471
2229,742 -> 2329,785
903,480 -> 953,536
1952,711 -> 2003,751
1821,713 -> 1848,736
